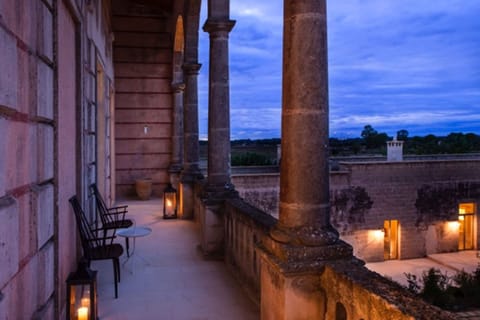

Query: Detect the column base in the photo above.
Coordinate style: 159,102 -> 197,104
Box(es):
178,168 -> 204,219
197,199 -> 225,258
258,234 -> 358,320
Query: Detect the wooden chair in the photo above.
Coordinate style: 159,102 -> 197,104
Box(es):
90,184 -> 133,252
69,195 -> 124,298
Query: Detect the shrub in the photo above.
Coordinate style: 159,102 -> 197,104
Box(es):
404,265 -> 480,311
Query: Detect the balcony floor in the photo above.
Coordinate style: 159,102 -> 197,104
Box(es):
91,199 -> 259,320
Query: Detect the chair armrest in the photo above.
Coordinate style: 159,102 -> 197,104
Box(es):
108,205 -> 128,212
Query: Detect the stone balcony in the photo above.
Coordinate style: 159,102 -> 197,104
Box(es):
92,199 -> 259,319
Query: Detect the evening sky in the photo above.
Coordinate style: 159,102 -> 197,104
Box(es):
197,0 -> 480,139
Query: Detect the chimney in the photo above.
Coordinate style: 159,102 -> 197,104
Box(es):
387,138 -> 403,161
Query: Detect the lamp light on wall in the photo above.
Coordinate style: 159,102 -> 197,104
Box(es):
163,183 -> 177,219
66,259 -> 97,320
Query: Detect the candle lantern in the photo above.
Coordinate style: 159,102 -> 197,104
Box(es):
163,183 -> 177,219
66,259 -> 97,320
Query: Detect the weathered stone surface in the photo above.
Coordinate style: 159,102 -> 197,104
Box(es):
37,241 -> 54,307
0,118 -> 6,196
112,16 -> 169,32
116,109 -> 171,124
37,124 -> 54,182
116,93 -> 172,109
113,47 -> 172,63
116,78 -> 172,93
115,153 -> 170,170
37,2 -> 54,61
116,168 -> 169,185
0,27 -> 17,109
199,202 -> 225,255
0,197 -> 19,289
36,61 -> 54,120
5,122 -> 37,190
34,184 -> 54,249
114,63 -> 170,78
18,192 -> 35,265
114,31 -> 171,48
115,123 -> 171,139
116,138 -> 170,154
0,0 -> 37,46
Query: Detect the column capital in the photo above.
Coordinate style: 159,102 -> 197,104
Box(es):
182,63 -> 202,75
202,19 -> 235,34
171,82 -> 185,93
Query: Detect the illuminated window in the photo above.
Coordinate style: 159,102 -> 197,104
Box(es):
384,220 -> 399,260
458,203 -> 476,250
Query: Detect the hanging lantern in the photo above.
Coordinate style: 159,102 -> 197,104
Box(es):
66,260 -> 97,320
163,183 -> 177,219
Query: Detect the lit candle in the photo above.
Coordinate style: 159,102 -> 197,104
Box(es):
166,199 -> 172,207
78,307 -> 88,320
81,297 -> 90,308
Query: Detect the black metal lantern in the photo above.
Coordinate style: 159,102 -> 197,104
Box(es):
66,260 -> 97,320
163,183 -> 177,219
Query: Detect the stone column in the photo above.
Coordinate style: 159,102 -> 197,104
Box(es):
273,0 -> 337,245
169,82 -> 185,189
196,0 -> 236,256
203,1 -> 235,193
259,1 -> 354,319
180,63 -> 202,218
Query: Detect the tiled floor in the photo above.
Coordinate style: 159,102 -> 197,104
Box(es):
91,199 -> 259,320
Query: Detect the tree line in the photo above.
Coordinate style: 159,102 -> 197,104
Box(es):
224,125 -> 480,157
330,125 -> 480,156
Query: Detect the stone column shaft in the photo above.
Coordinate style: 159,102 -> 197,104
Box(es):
182,63 -> 201,176
170,82 -> 185,171
203,16 -> 235,190
279,0 -> 334,235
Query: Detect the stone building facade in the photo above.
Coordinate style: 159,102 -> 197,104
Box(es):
1,0 -> 458,319
234,156 -> 480,262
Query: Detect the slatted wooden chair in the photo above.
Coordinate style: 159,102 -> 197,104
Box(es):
90,183 -> 133,253
69,195 -> 124,298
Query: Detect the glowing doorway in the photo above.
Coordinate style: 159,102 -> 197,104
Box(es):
384,220 -> 399,260
458,203 -> 476,250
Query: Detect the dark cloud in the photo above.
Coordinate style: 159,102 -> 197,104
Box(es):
198,0 -> 480,139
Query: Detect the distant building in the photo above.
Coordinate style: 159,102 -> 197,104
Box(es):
234,153 -> 480,262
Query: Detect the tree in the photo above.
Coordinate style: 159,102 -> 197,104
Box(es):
361,125 -> 377,140
361,125 -> 387,149
397,129 -> 409,141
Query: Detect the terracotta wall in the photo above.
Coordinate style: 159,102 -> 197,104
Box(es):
0,0 -> 116,318
0,0 -> 57,318
112,1 -> 174,198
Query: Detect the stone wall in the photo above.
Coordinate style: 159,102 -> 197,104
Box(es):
224,197 -> 454,319
232,158 -> 480,262
0,1 -> 57,317
112,0 -> 174,198
0,1 -> 116,318
224,198 -> 276,302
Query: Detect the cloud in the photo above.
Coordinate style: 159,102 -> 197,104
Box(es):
198,0 -> 480,139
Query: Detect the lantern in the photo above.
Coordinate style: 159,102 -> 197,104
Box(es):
66,260 -> 97,320
163,183 -> 177,219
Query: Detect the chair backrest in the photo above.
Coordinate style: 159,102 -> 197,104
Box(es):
90,183 -> 112,225
69,196 -> 104,259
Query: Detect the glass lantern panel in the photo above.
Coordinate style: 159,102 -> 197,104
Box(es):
69,284 -> 92,320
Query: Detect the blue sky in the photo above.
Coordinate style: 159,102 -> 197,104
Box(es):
197,0 -> 480,139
